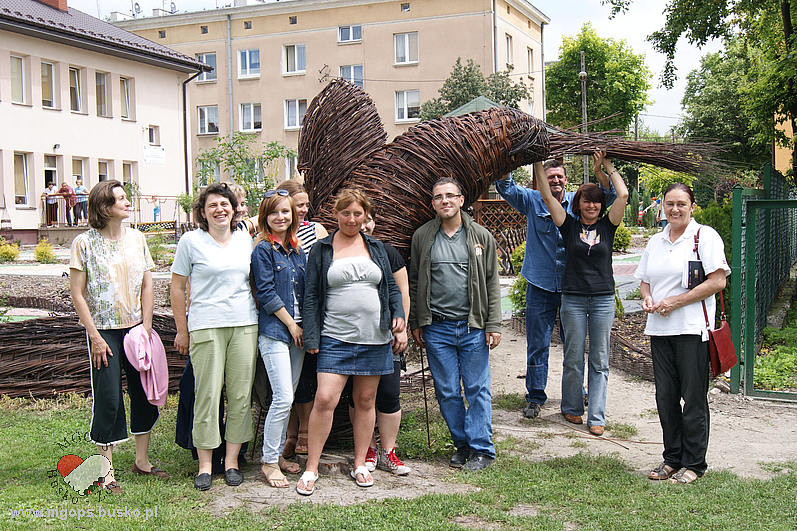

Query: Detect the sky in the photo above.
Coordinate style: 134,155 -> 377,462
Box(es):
69,0 -> 722,135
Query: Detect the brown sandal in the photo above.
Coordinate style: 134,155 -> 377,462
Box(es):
648,462 -> 677,480
261,463 -> 289,488
282,435 -> 297,458
295,434 -> 308,455
279,456 -> 300,474
669,468 -> 699,484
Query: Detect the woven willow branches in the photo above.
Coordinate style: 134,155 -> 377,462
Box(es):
299,80 -> 721,256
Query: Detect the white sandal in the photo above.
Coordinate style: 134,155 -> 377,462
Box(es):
350,465 -> 373,487
296,470 -> 318,496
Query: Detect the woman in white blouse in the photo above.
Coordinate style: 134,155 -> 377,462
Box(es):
171,183 -> 259,491
634,183 -> 730,485
70,180 -> 168,494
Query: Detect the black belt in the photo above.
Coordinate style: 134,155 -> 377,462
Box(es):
431,312 -> 469,322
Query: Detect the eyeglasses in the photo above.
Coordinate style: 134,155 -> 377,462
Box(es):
264,189 -> 290,198
432,193 -> 462,202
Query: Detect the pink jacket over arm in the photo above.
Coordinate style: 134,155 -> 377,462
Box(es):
123,325 -> 169,406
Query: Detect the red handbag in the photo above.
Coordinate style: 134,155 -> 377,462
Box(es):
695,228 -> 738,377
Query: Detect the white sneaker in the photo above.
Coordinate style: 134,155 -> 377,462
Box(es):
365,446 -> 378,472
377,447 -> 410,476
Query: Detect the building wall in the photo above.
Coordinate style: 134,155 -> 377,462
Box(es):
774,117 -> 793,175
117,0 -> 547,184
0,30 -> 189,233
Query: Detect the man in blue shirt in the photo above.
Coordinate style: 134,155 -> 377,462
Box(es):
495,157 -> 615,418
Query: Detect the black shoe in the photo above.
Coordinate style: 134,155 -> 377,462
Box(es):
194,473 -> 211,491
449,447 -> 471,468
523,402 -> 541,419
462,453 -> 495,472
224,468 -> 243,486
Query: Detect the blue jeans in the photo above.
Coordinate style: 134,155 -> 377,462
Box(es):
525,283 -> 562,405
259,336 -> 305,463
423,320 -> 494,458
559,294 -> 614,427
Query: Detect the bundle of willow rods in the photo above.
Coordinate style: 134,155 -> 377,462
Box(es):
0,315 -> 187,398
299,80 -> 722,257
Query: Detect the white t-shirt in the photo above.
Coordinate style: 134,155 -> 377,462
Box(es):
634,219 -> 730,340
171,229 -> 257,332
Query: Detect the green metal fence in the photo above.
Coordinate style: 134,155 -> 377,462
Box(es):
730,164 -> 797,399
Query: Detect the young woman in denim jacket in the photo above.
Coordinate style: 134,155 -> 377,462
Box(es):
250,190 -> 307,487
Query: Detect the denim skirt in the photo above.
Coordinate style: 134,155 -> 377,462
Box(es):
317,335 -> 393,376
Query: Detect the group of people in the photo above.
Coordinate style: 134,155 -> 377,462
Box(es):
69,152 -> 728,496
44,178 -> 89,227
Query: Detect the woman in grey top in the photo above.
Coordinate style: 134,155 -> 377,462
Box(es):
296,188 -> 406,495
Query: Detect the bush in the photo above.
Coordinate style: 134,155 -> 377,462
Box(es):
34,238 -> 57,264
0,238 -> 19,262
147,234 -> 166,263
509,275 -> 527,315
613,222 -> 632,252
510,242 -> 525,273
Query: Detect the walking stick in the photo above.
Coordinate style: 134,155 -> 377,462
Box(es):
419,346 -> 431,448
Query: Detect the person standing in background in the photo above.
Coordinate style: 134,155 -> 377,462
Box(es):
74,177 -> 89,226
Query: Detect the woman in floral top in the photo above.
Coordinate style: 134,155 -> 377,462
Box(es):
69,180 -> 169,494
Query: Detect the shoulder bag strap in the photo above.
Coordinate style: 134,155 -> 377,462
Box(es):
694,227 -> 712,329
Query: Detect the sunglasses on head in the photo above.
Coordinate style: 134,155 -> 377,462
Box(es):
264,189 -> 290,198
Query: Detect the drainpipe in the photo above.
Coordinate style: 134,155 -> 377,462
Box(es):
492,0 -> 498,73
183,69 -> 203,193
227,14 -> 233,139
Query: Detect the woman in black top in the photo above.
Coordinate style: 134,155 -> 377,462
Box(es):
536,152 -> 628,436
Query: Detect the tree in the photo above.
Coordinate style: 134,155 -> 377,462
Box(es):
638,163 -> 694,199
418,58 -> 530,120
196,132 -> 295,212
603,0 -> 797,184
678,39 -> 770,168
545,23 -> 651,133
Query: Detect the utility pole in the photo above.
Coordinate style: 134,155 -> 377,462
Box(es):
579,51 -> 588,183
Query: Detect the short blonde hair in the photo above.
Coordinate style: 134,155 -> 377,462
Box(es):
333,188 -> 370,215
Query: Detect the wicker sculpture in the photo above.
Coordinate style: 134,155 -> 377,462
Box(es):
299,79 -> 719,256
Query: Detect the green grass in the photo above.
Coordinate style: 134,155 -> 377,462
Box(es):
605,422 -> 639,439
2,395 -> 797,530
492,392 -> 526,411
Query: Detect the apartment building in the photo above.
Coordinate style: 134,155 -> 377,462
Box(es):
116,0 -> 549,183
0,0 -> 206,243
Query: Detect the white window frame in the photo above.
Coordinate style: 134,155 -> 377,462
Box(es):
98,160 -> 109,182
339,64 -> 363,88
14,152 -> 30,206
284,99 -> 307,129
527,47 -> 533,75
395,89 -> 420,122
96,71 -> 110,117
338,25 -> 362,43
69,67 -> 82,112
238,49 -> 260,78
285,155 -> 298,180
41,61 -> 55,108
198,105 -> 219,135
283,44 -> 306,75
196,52 -> 217,82
239,102 -> 262,132
394,32 -> 418,65
505,33 -> 513,66
44,155 -> 58,187
10,55 -> 26,104
122,162 -> 134,184
148,125 -> 160,145
120,77 -> 131,119
72,158 -> 84,182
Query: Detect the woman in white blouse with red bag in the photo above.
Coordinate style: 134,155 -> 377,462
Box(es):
634,183 -> 730,485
